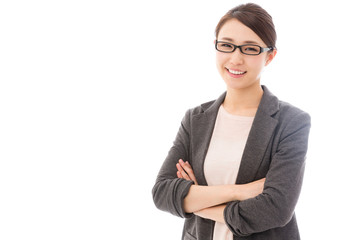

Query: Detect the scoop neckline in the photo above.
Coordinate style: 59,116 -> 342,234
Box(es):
219,105 -> 255,120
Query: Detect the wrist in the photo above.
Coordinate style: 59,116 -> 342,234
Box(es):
231,184 -> 242,201
233,184 -> 247,201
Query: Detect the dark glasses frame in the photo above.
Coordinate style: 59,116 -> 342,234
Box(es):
215,40 -> 274,56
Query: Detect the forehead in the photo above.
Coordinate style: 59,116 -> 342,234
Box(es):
217,18 -> 265,46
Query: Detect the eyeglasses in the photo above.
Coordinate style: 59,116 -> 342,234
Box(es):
215,40 -> 274,56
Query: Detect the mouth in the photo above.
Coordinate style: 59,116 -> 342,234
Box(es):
226,68 -> 247,76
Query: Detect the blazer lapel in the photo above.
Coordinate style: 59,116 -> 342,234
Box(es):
190,86 -> 279,185
236,86 -> 279,184
191,93 -> 226,186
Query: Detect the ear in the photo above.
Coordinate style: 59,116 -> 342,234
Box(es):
265,49 -> 277,66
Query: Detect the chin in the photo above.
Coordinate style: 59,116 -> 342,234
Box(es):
224,78 -> 259,91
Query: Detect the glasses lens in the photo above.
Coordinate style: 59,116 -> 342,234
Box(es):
216,42 -> 235,52
241,45 -> 261,55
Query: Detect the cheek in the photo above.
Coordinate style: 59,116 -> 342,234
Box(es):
215,52 -> 227,67
247,57 -> 266,71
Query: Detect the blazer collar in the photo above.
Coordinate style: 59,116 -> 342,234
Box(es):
191,85 -> 280,185
256,85 -> 279,117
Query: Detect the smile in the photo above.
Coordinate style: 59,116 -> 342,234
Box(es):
226,68 -> 247,76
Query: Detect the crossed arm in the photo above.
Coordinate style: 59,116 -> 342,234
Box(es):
176,159 -> 265,223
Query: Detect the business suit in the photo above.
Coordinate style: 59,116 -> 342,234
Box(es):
152,86 -> 311,239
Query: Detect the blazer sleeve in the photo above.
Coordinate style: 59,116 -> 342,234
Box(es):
224,111 -> 311,236
152,109 -> 194,218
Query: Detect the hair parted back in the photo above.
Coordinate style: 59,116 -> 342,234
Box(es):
215,3 -> 277,48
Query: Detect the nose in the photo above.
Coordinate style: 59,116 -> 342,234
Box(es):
229,47 -> 245,65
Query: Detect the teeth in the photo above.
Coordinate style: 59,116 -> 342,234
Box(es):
228,69 -> 245,75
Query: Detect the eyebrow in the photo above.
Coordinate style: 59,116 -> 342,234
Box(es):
219,37 -> 260,45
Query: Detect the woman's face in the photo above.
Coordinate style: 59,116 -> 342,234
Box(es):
216,19 -> 276,91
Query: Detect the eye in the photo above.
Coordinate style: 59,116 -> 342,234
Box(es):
216,42 -> 235,52
242,45 -> 261,55
220,43 -> 233,49
244,47 -> 258,52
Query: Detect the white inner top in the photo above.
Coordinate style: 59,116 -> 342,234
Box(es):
204,104 -> 254,240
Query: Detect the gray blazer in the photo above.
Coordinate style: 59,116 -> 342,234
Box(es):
152,86 -> 311,240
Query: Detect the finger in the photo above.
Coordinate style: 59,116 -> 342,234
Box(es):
176,164 -> 188,179
176,163 -> 182,173
180,169 -> 191,181
179,159 -> 192,173
177,160 -> 185,173
180,161 -> 198,185
177,163 -> 191,181
180,160 -> 196,181
176,163 -> 184,178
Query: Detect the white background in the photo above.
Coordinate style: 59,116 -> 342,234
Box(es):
1,0 -> 359,239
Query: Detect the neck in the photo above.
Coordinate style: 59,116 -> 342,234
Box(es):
223,84 -> 263,116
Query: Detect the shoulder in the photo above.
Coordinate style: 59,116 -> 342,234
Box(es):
269,100 -> 312,144
259,86 -> 311,136
261,85 -> 310,124
181,99 -> 216,125
185,92 -> 226,117
260,88 -> 311,144
278,100 -> 310,119
276,100 -> 311,126
190,99 -> 216,115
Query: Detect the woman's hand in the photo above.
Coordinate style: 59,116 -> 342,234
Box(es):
176,159 -> 198,185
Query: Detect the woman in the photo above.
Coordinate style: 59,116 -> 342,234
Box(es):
152,3 -> 311,240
